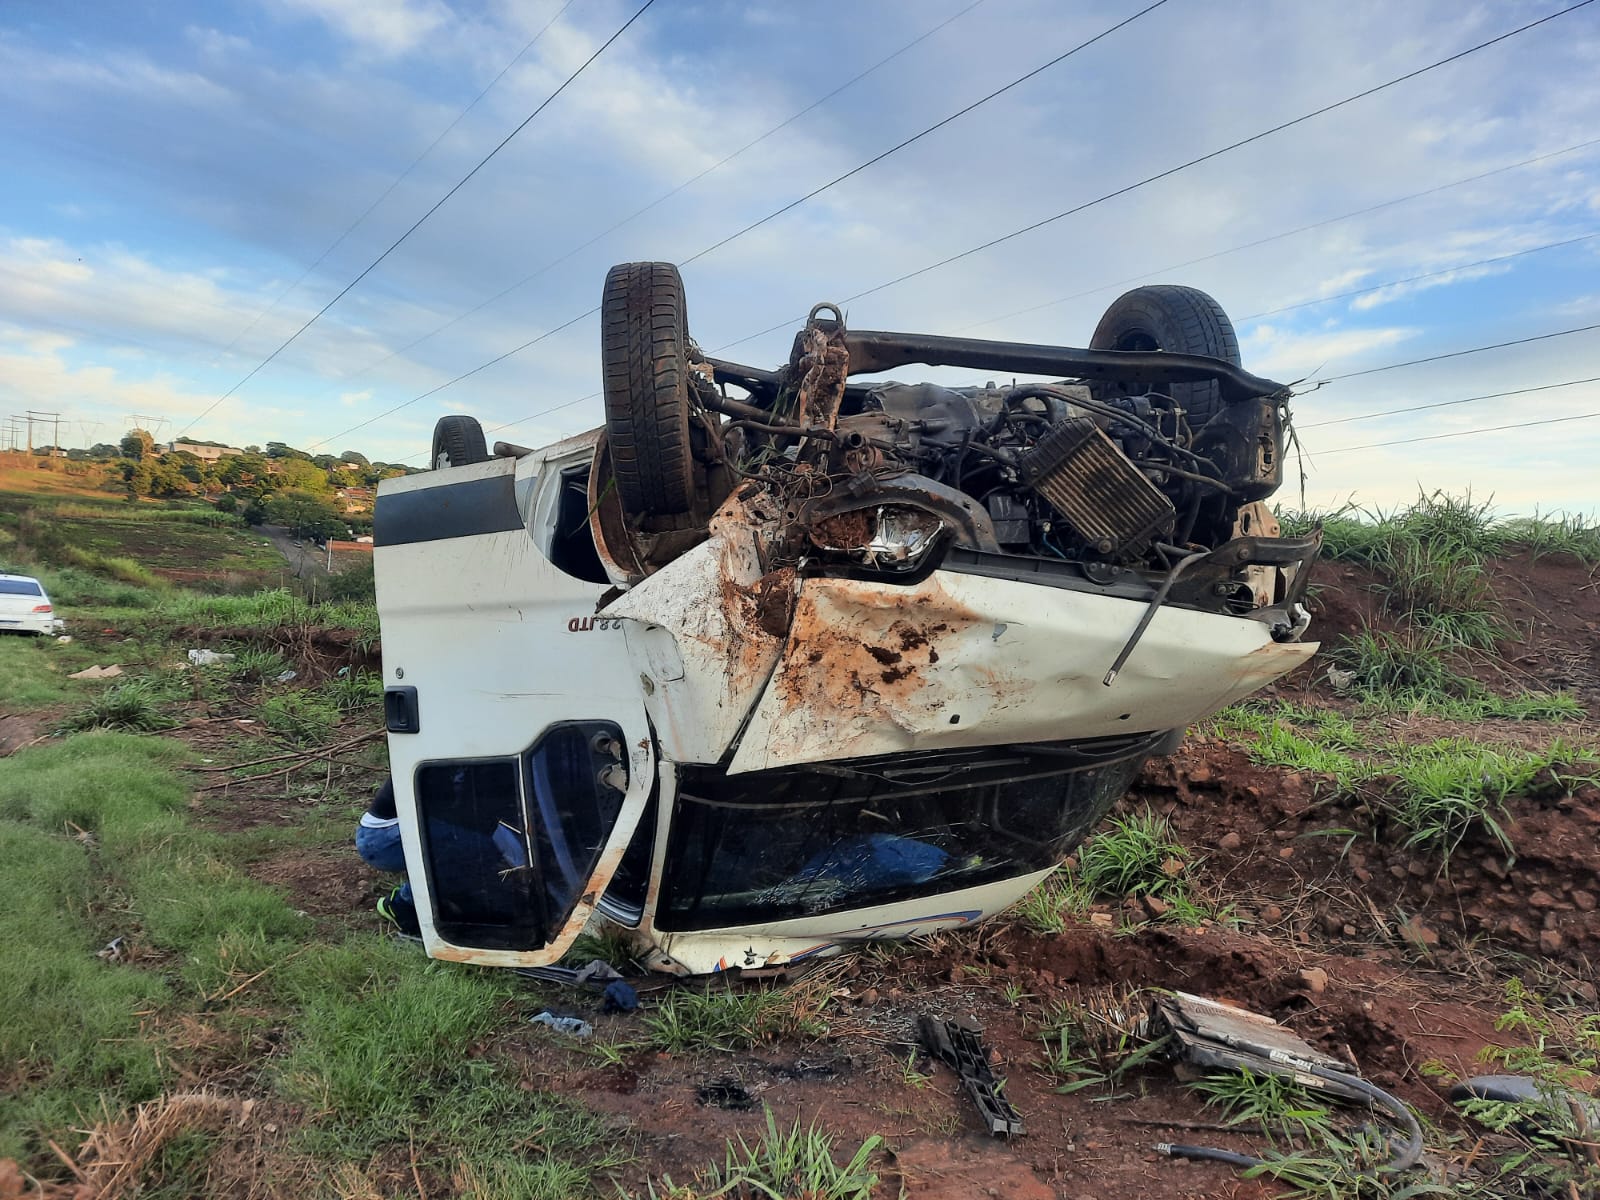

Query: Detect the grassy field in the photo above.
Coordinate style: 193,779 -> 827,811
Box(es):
0,459 -> 285,593
0,488 -> 1597,1198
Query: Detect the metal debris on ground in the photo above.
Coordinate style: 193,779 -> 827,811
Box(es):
917,1015 -> 1024,1137
96,936 -> 126,962
1147,991 -> 1422,1174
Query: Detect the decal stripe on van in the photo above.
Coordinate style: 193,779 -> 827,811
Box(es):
373,474 -> 522,546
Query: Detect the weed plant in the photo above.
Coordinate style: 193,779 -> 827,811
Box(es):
1191,1068 -> 1337,1146
61,677 -> 175,732
643,985 -> 828,1053
1036,989 -> 1163,1098
258,692 -> 341,744
1077,809 -> 1190,902
1013,867 -> 1095,934
645,1109 -> 879,1200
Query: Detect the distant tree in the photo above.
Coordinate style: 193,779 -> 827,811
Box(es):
265,441 -> 311,461
89,443 -> 120,459
273,457 -> 333,493
264,489 -> 344,541
244,445 -> 261,454
129,457 -> 194,498
214,492 -> 238,514
339,450 -> 370,467
120,428 -> 156,461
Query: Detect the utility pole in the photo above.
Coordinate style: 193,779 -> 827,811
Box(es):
28,410 -> 62,455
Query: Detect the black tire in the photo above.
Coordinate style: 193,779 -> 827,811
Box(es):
601,262 -> 696,519
1089,285 -> 1240,428
431,415 -> 489,470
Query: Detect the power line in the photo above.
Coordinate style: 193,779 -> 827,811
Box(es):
305,0 -> 1161,451
1316,409 -> 1600,455
350,0 -> 1598,448
1240,232 -> 1598,322
712,0 -> 1597,354
215,0 -> 577,361
297,0 -> 990,409
954,138 -> 1600,335
182,0 -> 658,437
1318,322 -> 1600,384
1299,376 -> 1600,428
678,0 -> 1173,267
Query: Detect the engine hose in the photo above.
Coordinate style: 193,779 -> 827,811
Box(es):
1155,1061 -> 1423,1176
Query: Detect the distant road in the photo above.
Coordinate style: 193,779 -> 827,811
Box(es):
253,524 -> 330,581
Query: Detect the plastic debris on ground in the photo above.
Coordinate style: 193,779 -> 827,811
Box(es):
530,1012 -> 593,1039
187,649 -> 235,666
273,669 -> 297,683
68,664 -> 123,679
918,1015 -> 1024,1137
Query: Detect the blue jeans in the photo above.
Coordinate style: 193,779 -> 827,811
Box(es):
356,822 -> 412,904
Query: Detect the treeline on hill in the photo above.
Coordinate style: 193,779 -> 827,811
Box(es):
23,431 -> 418,543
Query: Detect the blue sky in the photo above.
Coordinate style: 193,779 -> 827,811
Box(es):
1,0 -> 1596,512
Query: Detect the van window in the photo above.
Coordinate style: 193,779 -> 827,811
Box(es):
414,722 -> 630,951
546,467 -> 608,584
0,579 -> 43,596
656,744 -> 1147,932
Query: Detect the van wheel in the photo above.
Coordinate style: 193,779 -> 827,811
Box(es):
431,415 -> 489,470
601,262 -> 697,520
1089,285 -> 1240,429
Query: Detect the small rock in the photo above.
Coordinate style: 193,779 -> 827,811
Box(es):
1406,860 -> 1430,878
1218,831 -> 1243,852
1389,865 -> 1408,879
1089,912 -> 1115,930
1342,924 -> 1357,937
1482,856 -> 1509,880
1300,966 -> 1329,994
1400,914 -> 1439,950
1145,895 -> 1170,917
1571,890 -> 1596,913
1353,867 -> 1373,884
1505,916 -> 1537,943
1277,846 -> 1295,860
1529,890 -> 1558,910
1262,904 -> 1283,923
857,988 -> 879,1007
1188,764 -> 1214,785
1540,929 -> 1564,954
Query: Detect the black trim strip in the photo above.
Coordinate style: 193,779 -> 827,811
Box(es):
374,473 -> 522,546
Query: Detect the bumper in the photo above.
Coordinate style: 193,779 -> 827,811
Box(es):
609,540 -> 1316,772
0,615 -> 63,635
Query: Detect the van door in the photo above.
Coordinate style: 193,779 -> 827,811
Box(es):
373,446 -> 654,967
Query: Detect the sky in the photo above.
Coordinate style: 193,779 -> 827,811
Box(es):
0,0 -> 1596,513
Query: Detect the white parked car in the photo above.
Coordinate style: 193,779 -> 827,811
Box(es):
0,574 -> 64,636
373,265 -> 1320,976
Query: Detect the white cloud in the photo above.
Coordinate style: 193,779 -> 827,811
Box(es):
269,0 -> 455,57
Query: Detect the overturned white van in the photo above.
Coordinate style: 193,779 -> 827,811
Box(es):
372,263 -> 1320,976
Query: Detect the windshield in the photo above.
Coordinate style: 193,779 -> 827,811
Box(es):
0,579 -> 43,596
656,739 -> 1151,932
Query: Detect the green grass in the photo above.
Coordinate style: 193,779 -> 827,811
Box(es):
642,985 -> 827,1054
1036,989 -> 1163,1098
1077,809 -> 1191,902
258,691 -> 341,744
1190,1068 -> 1337,1147
1013,867 -> 1095,934
60,676 -> 176,732
1383,738 -> 1599,866
0,731 -> 631,1195
0,635 -> 77,706
644,1109 -> 879,1200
